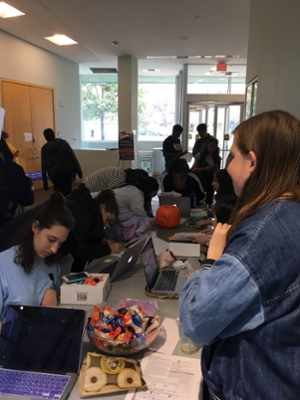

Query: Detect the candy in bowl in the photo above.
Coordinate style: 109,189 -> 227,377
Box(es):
86,299 -> 161,355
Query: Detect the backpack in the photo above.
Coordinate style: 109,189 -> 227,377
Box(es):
0,154 -> 34,206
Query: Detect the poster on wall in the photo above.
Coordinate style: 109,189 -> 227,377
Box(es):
118,131 -> 134,160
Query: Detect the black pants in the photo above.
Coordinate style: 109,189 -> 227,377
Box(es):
51,172 -> 73,196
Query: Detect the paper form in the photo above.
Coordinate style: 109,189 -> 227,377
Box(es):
125,352 -> 202,400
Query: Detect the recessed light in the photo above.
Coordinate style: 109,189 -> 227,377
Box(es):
111,41 -> 119,46
143,69 -> 161,73
0,2 -> 24,18
215,55 -> 226,58
45,35 -> 77,46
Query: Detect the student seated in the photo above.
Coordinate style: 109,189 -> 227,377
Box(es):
161,158 -> 205,205
0,184 -> 122,272
113,177 -> 159,240
0,192 -> 74,323
189,195 -> 237,245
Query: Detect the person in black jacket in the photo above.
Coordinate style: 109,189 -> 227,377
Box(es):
0,138 -> 17,226
65,184 -> 122,271
161,158 -> 205,205
41,128 -> 83,196
0,184 -> 122,272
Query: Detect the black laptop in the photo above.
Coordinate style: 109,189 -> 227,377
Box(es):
0,304 -> 86,400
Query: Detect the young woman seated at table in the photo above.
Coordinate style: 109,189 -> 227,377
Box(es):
0,192 -> 75,324
195,168 -> 236,229
189,195 -> 237,245
113,177 -> 159,240
161,158 -> 205,205
0,184 -> 122,273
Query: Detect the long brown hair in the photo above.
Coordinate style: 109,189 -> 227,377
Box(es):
228,110 -> 300,237
13,192 -> 75,273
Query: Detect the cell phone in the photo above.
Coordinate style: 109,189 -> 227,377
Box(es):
62,271 -> 90,284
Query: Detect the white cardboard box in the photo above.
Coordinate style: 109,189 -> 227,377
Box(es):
60,274 -> 110,305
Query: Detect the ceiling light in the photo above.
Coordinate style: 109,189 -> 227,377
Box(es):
178,36 -> 189,41
45,35 -> 77,46
215,55 -> 226,58
111,41 -> 119,46
204,55 -> 213,59
147,56 -> 177,59
142,69 -> 161,73
0,2 -> 24,18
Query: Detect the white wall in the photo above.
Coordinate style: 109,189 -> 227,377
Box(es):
0,29 -> 81,146
246,0 -> 300,118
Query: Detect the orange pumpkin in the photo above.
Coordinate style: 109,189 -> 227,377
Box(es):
156,205 -> 181,229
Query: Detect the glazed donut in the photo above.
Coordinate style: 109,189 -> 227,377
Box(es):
84,367 -> 107,392
100,356 -> 125,374
117,368 -> 142,389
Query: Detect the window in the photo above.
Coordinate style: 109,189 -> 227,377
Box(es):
81,76 -> 118,142
138,78 -> 176,141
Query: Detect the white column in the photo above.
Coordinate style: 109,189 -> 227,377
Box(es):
118,55 -> 138,167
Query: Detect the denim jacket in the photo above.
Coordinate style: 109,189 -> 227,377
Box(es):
179,200 -> 300,399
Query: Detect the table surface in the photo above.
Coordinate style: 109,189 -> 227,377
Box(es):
67,219 -> 205,400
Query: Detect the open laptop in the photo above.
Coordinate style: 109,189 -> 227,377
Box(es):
140,238 -> 187,294
0,304 -> 86,400
85,236 -> 148,281
158,195 -> 191,218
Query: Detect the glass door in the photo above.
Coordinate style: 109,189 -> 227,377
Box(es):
215,104 -> 243,168
188,101 -> 243,168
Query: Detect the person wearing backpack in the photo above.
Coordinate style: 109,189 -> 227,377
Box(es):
41,128 -> 83,196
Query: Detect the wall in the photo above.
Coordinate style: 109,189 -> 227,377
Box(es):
73,149 -> 131,178
0,29 -> 81,146
246,0 -> 300,118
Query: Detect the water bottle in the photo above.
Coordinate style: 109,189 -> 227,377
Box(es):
190,191 -> 195,208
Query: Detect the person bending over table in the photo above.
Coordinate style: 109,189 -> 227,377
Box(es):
0,192 -> 74,324
113,177 -> 159,240
180,110 -> 300,399
84,166 -> 148,193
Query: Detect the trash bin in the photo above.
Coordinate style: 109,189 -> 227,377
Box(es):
138,150 -> 153,176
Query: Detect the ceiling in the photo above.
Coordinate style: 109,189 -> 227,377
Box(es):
0,0 -> 250,78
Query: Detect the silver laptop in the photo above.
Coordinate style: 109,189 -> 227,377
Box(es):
0,304 -> 86,400
158,195 -> 191,217
86,237 -> 147,282
140,238 -> 187,294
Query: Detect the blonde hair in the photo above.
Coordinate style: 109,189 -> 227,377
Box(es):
228,110 -> 300,236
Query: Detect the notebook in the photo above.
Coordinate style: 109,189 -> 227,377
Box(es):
158,195 -> 191,217
140,238 -> 187,294
85,237 -> 147,282
0,304 -> 86,400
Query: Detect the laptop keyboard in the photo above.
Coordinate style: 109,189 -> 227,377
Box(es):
0,369 -> 70,399
155,269 -> 179,291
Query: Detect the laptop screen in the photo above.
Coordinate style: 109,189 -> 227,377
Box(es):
140,239 -> 159,287
0,305 -> 85,373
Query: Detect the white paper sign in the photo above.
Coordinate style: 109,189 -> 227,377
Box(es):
0,108 -> 5,131
24,132 -> 33,142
